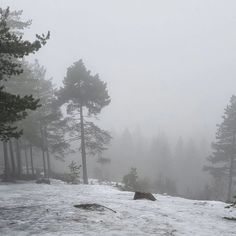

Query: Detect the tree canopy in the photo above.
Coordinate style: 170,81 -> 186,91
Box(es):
58,59 -> 111,184
205,95 -> 236,201
0,7 -> 49,140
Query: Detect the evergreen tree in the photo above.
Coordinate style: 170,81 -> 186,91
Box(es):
68,161 -> 81,183
205,95 -> 236,201
4,61 -> 70,178
58,60 -> 110,184
0,7 -> 49,140
123,167 -> 138,190
6,9 -> 31,33
22,62 -> 70,177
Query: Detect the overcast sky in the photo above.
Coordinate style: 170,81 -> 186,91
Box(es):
2,0 -> 236,141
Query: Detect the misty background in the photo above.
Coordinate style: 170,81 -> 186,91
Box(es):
2,0 -> 236,199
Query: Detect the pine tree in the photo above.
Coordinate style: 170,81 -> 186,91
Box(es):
205,95 -> 236,201
0,7 -> 49,140
68,161 -> 81,183
25,62 -> 70,177
123,167 -> 138,190
58,60 -> 111,184
4,61 -> 70,179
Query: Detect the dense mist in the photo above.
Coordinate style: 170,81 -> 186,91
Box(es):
3,0 -> 236,137
1,0 -> 236,201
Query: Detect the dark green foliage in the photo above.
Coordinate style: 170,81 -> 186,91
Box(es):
0,89 -> 40,140
68,161 -> 81,183
0,7 -> 49,79
123,167 -> 138,190
58,59 -> 110,115
204,95 -> 236,201
58,59 -> 111,184
6,60 -> 71,176
0,7 -> 49,141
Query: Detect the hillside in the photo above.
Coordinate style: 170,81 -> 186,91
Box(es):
0,180 -> 235,236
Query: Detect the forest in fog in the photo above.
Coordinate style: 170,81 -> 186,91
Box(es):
1,0 -> 236,206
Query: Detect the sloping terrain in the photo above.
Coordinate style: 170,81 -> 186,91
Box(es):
0,180 -> 235,236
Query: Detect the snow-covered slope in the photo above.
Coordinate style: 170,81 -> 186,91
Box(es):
0,180 -> 235,236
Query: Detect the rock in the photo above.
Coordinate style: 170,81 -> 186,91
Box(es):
74,203 -> 116,213
223,217 -> 236,221
133,191 -> 156,201
36,178 -> 50,184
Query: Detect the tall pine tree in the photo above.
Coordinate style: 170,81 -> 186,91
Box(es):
58,60 -> 110,184
205,95 -> 236,201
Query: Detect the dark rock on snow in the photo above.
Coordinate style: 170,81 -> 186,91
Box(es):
133,191 -> 156,201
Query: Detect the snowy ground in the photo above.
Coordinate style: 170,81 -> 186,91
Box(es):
0,180 -> 235,236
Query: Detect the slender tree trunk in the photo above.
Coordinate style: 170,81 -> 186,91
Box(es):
46,148 -> 51,178
9,140 -> 16,177
3,141 -> 10,181
79,104 -> 88,184
29,144 -> 34,176
39,123 -> 47,178
15,139 -> 22,177
41,148 -> 47,178
44,128 -> 51,178
227,132 -> 235,202
24,143 -> 29,175
227,157 -> 234,202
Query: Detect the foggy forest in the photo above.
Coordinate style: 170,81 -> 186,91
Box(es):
0,1 -> 236,235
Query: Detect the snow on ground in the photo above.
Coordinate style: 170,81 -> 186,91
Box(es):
0,180 -> 235,236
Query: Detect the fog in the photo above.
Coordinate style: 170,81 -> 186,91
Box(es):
3,0 -> 236,138
2,0 -> 236,200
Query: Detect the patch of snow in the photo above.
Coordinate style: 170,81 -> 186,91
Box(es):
0,181 -> 235,235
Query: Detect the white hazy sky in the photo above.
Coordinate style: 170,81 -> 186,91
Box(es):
2,0 -> 236,141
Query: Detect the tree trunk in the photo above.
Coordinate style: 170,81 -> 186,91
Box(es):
41,148 -> 47,178
15,139 -> 22,177
24,143 -> 29,175
29,144 -> 34,176
40,124 -> 47,178
44,128 -> 51,178
227,132 -> 235,202
9,139 -> 16,177
79,104 -> 88,184
3,141 -> 10,180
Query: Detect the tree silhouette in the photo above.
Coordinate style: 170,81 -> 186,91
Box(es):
58,60 -> 110,184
